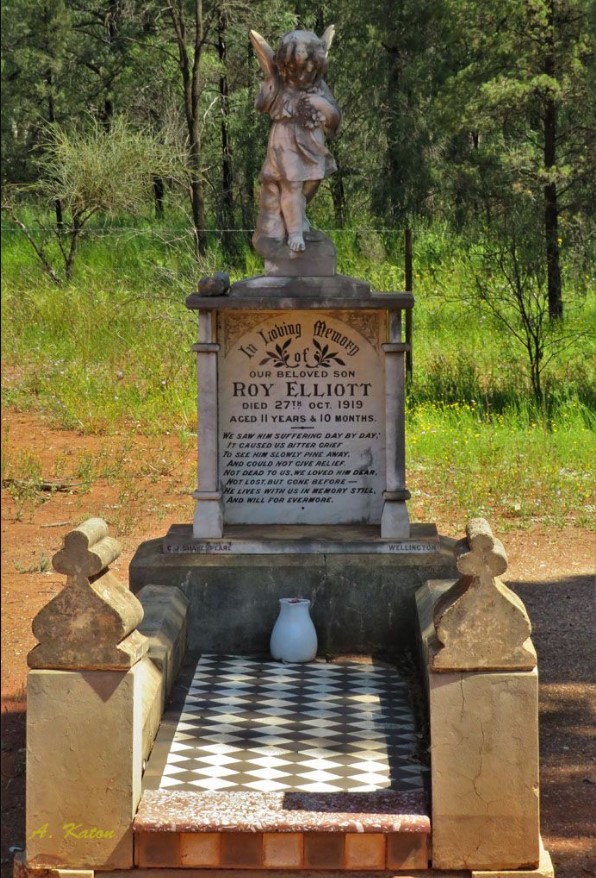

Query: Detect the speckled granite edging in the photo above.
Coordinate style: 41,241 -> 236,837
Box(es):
134,790 -> 430,834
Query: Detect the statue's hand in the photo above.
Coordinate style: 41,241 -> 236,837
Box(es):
305,95 -> 329,114
300,94 -> 339,133
295,95 -> 326,129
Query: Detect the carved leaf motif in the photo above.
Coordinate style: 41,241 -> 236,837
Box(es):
261,345 -> 290,367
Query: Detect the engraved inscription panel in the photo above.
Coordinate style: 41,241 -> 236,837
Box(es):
218,310 -> 386,525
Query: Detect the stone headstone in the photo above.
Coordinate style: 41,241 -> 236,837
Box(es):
218,308 -> 386,525
185,283 -> 413,541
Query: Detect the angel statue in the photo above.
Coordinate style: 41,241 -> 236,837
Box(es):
250,27 -> 340,259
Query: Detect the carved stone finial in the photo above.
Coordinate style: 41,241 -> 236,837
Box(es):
432,518 -> 536,671
28,518 -> 148,670
52,517 -> 121,577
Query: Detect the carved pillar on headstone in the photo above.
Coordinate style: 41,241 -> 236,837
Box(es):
381,309 -> 411,538
192,309 -> 224,537
416,518 -> 545,872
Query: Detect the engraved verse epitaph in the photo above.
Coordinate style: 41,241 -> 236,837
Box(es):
218,310 -> 386,525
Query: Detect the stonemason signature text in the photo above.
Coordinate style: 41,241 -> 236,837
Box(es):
29,822 -> 115,840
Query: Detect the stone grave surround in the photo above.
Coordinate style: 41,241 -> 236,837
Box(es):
19,516 -> 555,877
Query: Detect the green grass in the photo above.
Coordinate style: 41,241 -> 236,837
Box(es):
2,216 -> 594,527
1,222 -> 199,433
408,400 -> 594,529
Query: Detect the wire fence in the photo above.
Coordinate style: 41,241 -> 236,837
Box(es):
0,226 -> 409,234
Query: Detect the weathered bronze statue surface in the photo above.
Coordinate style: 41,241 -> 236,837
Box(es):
250,27 -> 340,272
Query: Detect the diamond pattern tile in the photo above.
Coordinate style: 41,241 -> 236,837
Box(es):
143,655 -> 428,794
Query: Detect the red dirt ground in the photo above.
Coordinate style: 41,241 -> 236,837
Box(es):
1,411 -> 594,877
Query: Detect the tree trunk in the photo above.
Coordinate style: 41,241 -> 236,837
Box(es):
530,343 -> 543,408
241,37 -> 257,235
330,166 -> 346,228
54,199 -> 64,231
218,10 -> 235,255
153,176 -> 165,220
65,213 -> 82,281
190,166 -> 207,259
100,5 -> 118,132
543,3 -> 563,320
101,97 -> 114,132
45,70 -> 64,234
170,0 -> 207,258
385,44 -> 402,221
188,86 -> 207,257
544,113 -> 562,320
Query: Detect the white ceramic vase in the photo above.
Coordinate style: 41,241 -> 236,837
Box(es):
270,597 -> 318,663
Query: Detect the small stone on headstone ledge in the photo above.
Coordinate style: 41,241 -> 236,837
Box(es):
197,272 -> 230,296
431,517 -> 537,671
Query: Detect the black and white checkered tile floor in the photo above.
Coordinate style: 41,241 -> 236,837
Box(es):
143,655 -> 428,794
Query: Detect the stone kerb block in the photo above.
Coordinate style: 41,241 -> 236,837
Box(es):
13,851 -> 95,878
26,664 -> 145,869
416,519 -> 543,871
428,665 -> 540,870
137,585 -> 189,698
432,517 -> 536,671
28,518 -> 148,670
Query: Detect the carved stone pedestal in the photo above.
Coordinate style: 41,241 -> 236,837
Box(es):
417,519 -> 547,872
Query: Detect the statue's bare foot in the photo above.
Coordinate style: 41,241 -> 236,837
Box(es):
302,217 -> 311,232
288,232 -> 305,251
